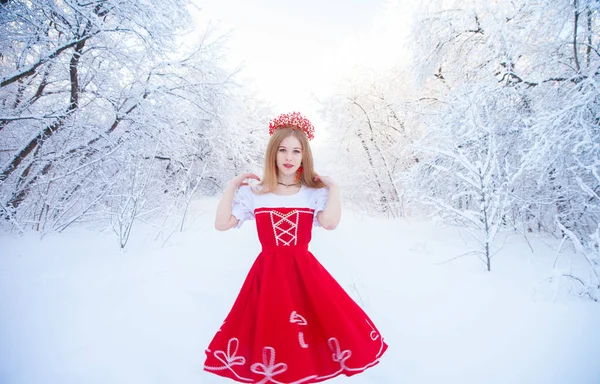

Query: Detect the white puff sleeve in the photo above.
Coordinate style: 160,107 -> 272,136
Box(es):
231,186 -> 255,228
310,187 -> 329,227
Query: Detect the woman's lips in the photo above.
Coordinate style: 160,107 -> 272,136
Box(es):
283,164 -> 294,168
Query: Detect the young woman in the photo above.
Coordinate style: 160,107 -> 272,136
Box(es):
204,112 -> 388,383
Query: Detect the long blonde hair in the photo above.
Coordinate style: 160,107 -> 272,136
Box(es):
257,127 -> 326,193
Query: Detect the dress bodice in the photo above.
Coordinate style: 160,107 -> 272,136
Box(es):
254,207 -> 315,249
230,185 -> 329,251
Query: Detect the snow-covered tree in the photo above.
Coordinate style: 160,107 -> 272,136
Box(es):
410,84 -> 522,270
407,0 -> 600,289
318,70 -> 420,217
317,0 -> 600,286
0,1 -> 269,242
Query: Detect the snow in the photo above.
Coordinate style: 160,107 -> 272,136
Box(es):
1,198 -> 599,384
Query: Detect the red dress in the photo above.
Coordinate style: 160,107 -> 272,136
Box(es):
204,186 -> 388,383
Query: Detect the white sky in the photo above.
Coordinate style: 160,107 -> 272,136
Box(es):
189,0 -> 413,133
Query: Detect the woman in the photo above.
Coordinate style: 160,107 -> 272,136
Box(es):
204,112 -> 387,383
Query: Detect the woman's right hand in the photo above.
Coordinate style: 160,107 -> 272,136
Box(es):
228,172 -> 261,189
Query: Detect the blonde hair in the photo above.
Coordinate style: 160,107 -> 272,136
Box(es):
257,127 -> 326,193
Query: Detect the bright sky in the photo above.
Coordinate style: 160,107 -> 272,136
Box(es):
190,0 -> 413,134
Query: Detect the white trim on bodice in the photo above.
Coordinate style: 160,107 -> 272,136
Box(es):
256,209 -> 314,246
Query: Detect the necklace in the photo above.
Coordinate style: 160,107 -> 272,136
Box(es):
277,181 -> 300,187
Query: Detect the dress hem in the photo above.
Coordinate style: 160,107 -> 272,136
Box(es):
203,344 -> 387,384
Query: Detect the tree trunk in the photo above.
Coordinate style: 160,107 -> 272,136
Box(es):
351,99 -> 400,215
4,35 -> 87,207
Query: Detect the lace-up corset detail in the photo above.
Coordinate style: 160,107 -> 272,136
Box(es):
255,207 -> 315,249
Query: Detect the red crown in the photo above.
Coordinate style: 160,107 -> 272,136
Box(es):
268,112 -> 315,141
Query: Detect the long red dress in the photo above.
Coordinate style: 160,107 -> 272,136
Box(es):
203,186 -> 388,383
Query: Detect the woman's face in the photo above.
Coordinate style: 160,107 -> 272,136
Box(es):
276,135 -> 303,178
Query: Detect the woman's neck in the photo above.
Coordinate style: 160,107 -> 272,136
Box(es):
277,175 -> 297,186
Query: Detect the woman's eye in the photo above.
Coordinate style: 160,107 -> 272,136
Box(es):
294,150 -> 301,154
279,148 -> 286,152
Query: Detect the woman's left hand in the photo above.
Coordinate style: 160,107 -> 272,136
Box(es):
314,174 -> 336,188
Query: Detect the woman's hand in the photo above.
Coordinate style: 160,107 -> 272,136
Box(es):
215,172 -> 260,231
314,174 -> 336,188
229,172 -> 261,189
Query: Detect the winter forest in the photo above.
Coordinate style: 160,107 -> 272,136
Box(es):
3,0 -> 599,298
319,0 -> 600,300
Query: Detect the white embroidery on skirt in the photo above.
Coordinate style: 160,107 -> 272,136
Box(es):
291,310 -> 309,348
328,338 -> 352,368
205,314 -> 385,383
213,338 -> 246,369
366,318 -> 380,341
250,346 -> 288,384
299,332 -> 309,348
290,310 -> 308,325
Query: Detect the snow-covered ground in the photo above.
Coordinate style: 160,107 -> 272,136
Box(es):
1,198 -> 599,384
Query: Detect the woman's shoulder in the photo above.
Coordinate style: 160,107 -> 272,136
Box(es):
235,185 -> 259,200
301,185 -> 328,208
302,183 -> 327,191
303,185 -> 328,196
238,183 -> 266,193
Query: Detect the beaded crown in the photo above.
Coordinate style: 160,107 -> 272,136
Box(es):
268,112 -> 315,141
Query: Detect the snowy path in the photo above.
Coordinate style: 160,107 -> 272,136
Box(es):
1,203 -> 599,384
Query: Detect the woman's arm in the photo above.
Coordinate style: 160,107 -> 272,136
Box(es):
316,176 -> 341,230
214,173 -> 260,231
214,183 -> 239,231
